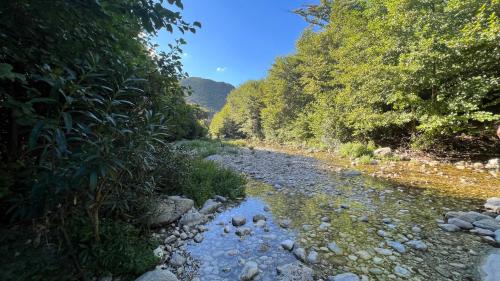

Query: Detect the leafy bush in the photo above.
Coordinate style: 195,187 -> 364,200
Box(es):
339,142 -> 375,159
0,0 -> 202,279
183,160 -> 246,205
357,155 -> 374,165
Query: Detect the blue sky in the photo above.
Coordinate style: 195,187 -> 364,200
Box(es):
156,0 -> 314,86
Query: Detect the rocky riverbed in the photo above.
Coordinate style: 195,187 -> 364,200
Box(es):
137,145 -> 499,281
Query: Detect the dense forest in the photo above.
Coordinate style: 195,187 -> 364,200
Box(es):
210,0 -> 500,154
0,1 -> 244,280
181,77 -> 235,116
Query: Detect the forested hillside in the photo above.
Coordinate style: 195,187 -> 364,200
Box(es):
181,77 -> 234,115
211,0 -> 500,155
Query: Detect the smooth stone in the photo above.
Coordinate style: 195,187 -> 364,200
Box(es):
328,272 -> 360,281
377,230 -> 388,237
374,248 -> 393,256
253,214 -> 266,222
470,227 -> 495,237
394,266 -> 411,278
387,241 -> 406,253
473,219 -> 500,231
281,240 -> 295,251
319,222 -> 331,231
327,242 -> 343,255
255,220 -> 266,227
293,247 -> 307,262
240,261 -> 259,281
495,230 -> 500,243
439,223 -> 460,232
307,250 -> 318,264
232,216 -> 247,227
448,218 -> 474,230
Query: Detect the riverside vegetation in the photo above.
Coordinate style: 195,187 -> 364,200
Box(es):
0,1 -> 244,280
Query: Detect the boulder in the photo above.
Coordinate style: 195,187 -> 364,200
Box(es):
328,273 -> 360,281
169,252 -> 186,267
276,262 -> 314,281
374,147 -> 392,157
148,197 -> 194,226
235,227 -> 251,236
446,211 -> 491,223
200,199 -> 222,214
135,269 -> 178,281
485,198 -> 500,214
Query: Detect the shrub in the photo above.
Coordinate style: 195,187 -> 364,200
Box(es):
357,155 -> 374,165
338,141 -> 375,158
183,160 -> 246,205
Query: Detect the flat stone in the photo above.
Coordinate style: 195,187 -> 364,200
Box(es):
439,223 -> 460,232
473,219 -> 500,231
387,241 -> 406,253
470,227 -> 495,236
328,272 -> 360,281
448,218 -> 473,230
135,269 -> 178,281
394,266 -> 411,278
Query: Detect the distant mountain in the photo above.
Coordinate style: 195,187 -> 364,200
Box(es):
180,77 -> 234,114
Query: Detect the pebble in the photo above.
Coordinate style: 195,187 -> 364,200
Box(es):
438,224 -> 460,232
293,247 -> 307,262
328,272 -> 360,281
387,241 -> 406,253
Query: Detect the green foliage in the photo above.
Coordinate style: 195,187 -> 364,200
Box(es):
339,142 -> 375,159
211,0 -> 500,152
71,220 -> 158,280
0,0 -> 204,279
183,160 -> 246,205
357,155 -> 374,165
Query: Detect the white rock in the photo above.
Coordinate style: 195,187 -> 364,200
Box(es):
329,272 -> 360,281
281,240 -> 295,251
135,269 -> 178,281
